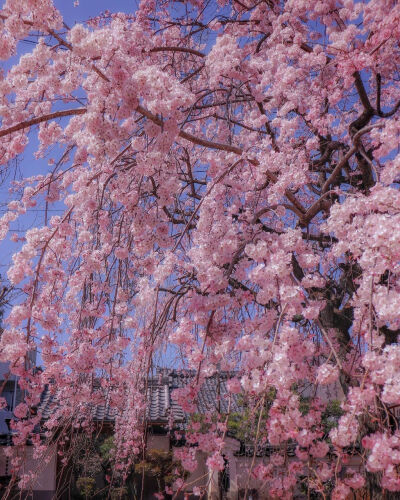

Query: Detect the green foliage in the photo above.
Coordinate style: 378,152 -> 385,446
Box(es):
99,435 -> 114,462
188,413 -> 212,433
227,408 -> 267,444
69,434 -> 188,499
109,486 -> 128,500
299,476 -> 335,499
69,433 -> 133,500
226,389 -> 276,444
134,448 -> 186,489
322,400 -> 344,434
299,396 -> 311,416
76,477 -> 96,498
71,434 -> 103,480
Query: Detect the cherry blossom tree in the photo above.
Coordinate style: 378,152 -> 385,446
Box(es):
1,0 -> 400,498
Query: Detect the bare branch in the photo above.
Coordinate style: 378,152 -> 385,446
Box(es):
0,108 -> 87,139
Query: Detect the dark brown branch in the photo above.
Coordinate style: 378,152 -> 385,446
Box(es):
375,74 -> 400,118
353,71 -> 374,113
0,108 -> 87,138
180,64 -> 205,84
213,113 -> 267,134
149,46 -> 205,57
322,147 -> 356,193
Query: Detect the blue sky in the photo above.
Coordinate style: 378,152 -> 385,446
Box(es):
0,1 -> 141,273
0,0 -> 153,366
53,0 -> 139,24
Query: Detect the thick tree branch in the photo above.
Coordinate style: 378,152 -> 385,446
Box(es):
149,46 -> 205,57
0,108 -> 87,138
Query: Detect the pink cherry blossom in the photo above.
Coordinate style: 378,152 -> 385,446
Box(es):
0,0 -> 400,496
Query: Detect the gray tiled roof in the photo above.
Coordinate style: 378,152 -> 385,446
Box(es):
38,388 -> 117,422
167,370 -> 241,416
37,389 -> 57,421
147,381 -> 184,422
36,370 -> 240,427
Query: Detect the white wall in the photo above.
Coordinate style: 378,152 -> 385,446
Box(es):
22,444 -> 57,491
0,444 -> 57,492
147,434 -> 170,452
